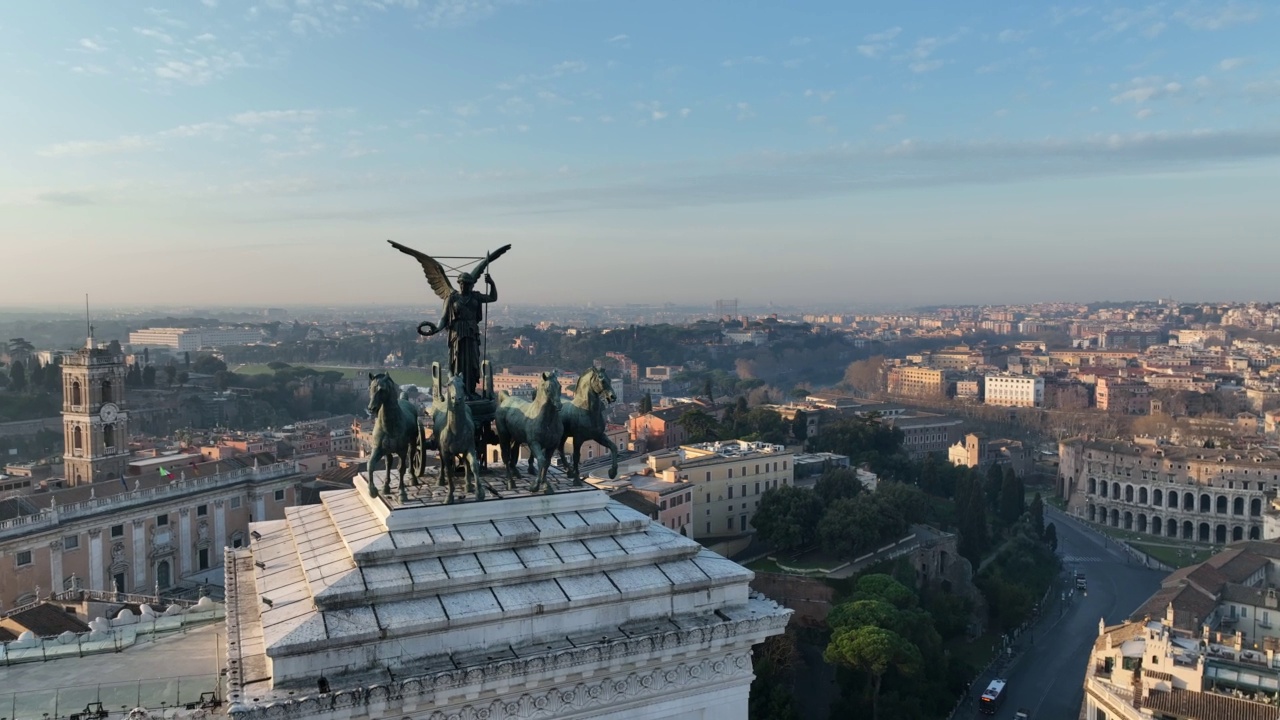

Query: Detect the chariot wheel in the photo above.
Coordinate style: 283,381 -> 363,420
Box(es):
411,434 -> 426,477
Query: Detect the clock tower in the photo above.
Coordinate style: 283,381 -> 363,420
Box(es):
62,331 -> 130,485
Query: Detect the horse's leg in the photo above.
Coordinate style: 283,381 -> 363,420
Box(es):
397,448 -> 409,502
604,435 -> 620,480
571,443 -> 584,486
469,450 -> 484,501
557,432 -> 571,475
367,446 -> 383,498
382,452 -> 392,495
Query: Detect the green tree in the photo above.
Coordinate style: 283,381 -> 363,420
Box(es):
639,392 -> 653,414
751,486 -> 823,551
142,365 -> 157,388
677,409 -> 720,443
875,481 -> 931,525
814,467 -> 865,504
984,463 -> 1004,510
163,364 -> 177,387
703,378 -> 715,403
851,574 -> 917,609
192,355 -> 228,375
1029,492 -> 1045,538
8,360 -> 25,392
999,472 -> 1025,526
818,495 -> 906,558
177,371 -> 190,387
824,625 -> 921,720
1045,522 -> 1058,551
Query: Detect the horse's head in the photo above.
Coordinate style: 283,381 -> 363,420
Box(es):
587,366 -> 616,404
446,373 -> 468,410
367,372 -> 396,415
539,371 -> 563,410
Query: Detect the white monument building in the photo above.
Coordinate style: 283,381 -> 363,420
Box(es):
223,470 -> 792,720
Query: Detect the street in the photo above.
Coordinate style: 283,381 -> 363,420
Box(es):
955,506 -> 1166,720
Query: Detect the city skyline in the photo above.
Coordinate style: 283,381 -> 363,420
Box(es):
3,1 -> 1280,306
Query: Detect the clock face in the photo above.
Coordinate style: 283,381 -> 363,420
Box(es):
100,402 -> 119,423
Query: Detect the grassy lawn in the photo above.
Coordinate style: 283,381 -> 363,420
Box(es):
232,363 -> 439,388
777,551 -> 846,571
1130,542 -> 1215,569
747,558 -> 783,574
1046,495 -> 1068,510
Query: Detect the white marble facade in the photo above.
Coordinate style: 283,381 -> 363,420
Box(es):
224,471 -> 791,720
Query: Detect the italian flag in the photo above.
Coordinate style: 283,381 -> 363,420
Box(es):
159,467 -> 172,479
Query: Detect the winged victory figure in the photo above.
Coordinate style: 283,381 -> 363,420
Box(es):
388,240 -> 511,399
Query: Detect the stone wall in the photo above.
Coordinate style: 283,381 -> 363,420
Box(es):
749,573 -> 834,626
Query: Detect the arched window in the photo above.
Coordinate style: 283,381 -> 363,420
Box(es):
156,560 -> 172,590
71,381 -> 82,407
103,424 -> 114,450
1252,498 -> 1263,517
1234,497 -> 1245,516
1216,496 -> 1228,514
73,425 -> 83,451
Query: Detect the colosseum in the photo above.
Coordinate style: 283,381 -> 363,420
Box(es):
1058,438 -> 1280,545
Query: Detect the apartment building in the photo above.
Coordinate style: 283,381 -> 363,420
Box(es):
0,459 -> 300,611
1059,439 -> 1280,545
1083,541 -> 1280,720
127,327 -> 264,351
887,366 -> 948,399
648,440 -> 794,541
983,373 -> 1044,407
1096,376 -> 1152,414
888,413 -> 965,458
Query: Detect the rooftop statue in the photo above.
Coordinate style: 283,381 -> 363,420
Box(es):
388,240 -> 511,399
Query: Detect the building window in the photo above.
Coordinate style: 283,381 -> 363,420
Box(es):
230,496 -> 241,509
705,471 -> 711,482
157,514 -> 169,526
728,486 -> 734,499
274,489 -> 285,502
197,504 -> 208,517
706,522 -> 711,535
741,484 -> 746,498
755,482 -> 760,494
728,468 -> 733,479
110,524 -> 124,538
16,550 -> 33,567
63,535 -> 79,551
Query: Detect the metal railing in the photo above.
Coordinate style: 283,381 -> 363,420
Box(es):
0,674 -> 221,720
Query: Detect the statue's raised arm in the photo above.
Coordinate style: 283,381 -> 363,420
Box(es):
387,240 -> 512,399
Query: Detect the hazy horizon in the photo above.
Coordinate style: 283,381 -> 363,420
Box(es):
4,1 -> 1280,307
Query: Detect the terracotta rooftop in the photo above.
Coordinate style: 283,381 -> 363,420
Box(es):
1,602 -> 91,637
1144,688 -> 1278,720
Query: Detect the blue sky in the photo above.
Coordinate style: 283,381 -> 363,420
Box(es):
2,0 -> 1279,308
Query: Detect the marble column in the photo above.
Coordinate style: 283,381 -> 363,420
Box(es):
253,492 -> 266,524
178,508 -> 192,576
88,529 -> 104,591
49,539 -> 64,595
132,519 -> 147,590
214,500 -> 227,557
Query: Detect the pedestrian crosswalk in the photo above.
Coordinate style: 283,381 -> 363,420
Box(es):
1060,555 -> 1106,564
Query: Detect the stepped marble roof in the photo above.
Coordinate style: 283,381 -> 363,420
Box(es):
225,469 -> 790,712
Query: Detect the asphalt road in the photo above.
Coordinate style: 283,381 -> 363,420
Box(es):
956,506 -> 1166,720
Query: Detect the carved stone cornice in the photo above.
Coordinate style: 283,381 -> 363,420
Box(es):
133,518 -> 146,528
179,508 -> 191,517
88,529 -> 102,539
225,609 -> 789,720
49,539 -> 63,552
214,500 -> 225,509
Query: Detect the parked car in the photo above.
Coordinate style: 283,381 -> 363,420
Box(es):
1014,708 -> 1030,720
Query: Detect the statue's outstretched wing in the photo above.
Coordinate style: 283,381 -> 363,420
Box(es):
471,244 -> 512,279
387,240 -> 455,300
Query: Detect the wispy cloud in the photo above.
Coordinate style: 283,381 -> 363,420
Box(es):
804,89 -> 836,103
857,26 -> 900,58
1174,1 -> 1265,30
734,102 -> 754,121
903,31 -> 966,73
997,28 -> 1029,43
1110,77 -> 1183,104
1218,57 -> 1248,70
608,33 -> 628,43
133,27 -> 176,44
78,38 -> 107,52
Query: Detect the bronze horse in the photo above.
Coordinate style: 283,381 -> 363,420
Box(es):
366,372 -> 422,501
432,372 -> 483,504
495,371 -> 562,493
558,366 -> 619,484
